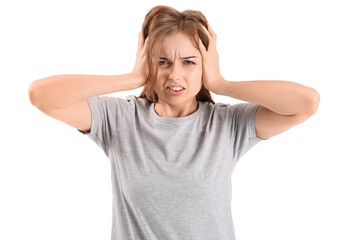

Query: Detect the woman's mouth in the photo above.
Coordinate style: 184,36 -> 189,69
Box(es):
166,87 -> 185,96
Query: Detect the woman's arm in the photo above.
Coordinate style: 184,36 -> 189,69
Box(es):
28,73 -> 143,109
218,80 -> 320,116
29,31 -> 149,109
217,79 -> 320,140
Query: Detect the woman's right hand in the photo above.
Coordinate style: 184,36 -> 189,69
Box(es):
130,31 -> 149,87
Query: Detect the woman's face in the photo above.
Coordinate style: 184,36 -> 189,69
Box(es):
154,32 -> 203,105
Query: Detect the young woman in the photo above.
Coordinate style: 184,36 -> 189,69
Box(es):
28,5 -> 320,240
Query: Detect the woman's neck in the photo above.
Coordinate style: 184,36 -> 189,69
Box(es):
154,99 -> 199,118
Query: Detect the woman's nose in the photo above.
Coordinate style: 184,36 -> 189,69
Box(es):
168,62 -> 182,80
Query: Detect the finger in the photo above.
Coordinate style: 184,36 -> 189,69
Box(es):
206,22 -> 216,38
200,22 -> 212,38
138,32 -> 143,48
143,36 -> 148,50
198,38 -> 206,55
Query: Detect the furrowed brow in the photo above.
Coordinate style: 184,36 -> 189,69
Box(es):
159,56 -> 198,60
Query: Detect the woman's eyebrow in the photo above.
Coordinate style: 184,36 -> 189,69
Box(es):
159,56 -> 198,60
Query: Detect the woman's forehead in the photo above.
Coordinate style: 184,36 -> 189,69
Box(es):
160,40 -> 200,58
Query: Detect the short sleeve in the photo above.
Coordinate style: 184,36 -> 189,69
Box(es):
77,95 -> 129,156
228,102 -> 267,162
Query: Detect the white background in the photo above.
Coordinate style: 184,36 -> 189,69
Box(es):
1,0 -> 346,239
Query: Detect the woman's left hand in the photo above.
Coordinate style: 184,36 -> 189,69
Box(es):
198,22 -> 225,95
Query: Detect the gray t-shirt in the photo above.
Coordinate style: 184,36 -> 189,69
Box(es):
78,94 -> 266,240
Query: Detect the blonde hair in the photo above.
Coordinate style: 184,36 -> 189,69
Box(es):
137,5 -> 215,104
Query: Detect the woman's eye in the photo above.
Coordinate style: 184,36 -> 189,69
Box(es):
159,60 -> 195,65
159,61 -> 168,65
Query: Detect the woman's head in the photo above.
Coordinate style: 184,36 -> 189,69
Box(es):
138,5 -> 215,104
